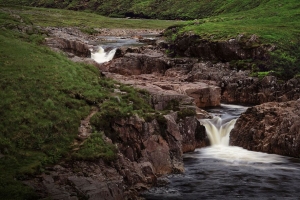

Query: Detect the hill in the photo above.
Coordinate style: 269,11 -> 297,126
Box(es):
0,8 -> 170,199
0,0 -> 298,20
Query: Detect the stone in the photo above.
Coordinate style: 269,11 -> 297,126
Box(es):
230,100 -> 300,157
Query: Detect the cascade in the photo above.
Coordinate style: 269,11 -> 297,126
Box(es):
91,46 -> 116,64
199,117 -> 236,146
143,104 -> 300,199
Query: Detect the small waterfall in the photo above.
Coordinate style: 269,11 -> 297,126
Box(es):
200,117 -> 236,146
199,114 -> 286,164
91,46 -> 116,64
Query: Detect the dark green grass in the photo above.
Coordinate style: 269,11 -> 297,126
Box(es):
0,5 -> 180,29
166,0 -> 300,79
1,0 -> 298,20
0,10 -> 156,199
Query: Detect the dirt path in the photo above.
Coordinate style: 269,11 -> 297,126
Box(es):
77,107 -> 99,139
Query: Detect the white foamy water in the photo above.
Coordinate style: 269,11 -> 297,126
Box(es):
195,146 -> 286,164
199,117 -> 236,146
91,46 -> 116,64
199,114 -> 287,165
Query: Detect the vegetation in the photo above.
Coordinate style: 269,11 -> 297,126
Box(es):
72,132 -> 117,161
0,5 -> 179,29
0,0 -> 299,198
2,0 -> 297,20
163,0 -> 300,79
0,9 -> 164,199
1,1 -> 299,79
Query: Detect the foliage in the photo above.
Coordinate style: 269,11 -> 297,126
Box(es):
166,0 -> 300,80
177,108 -> 197,120
72,132 -> 117,161
0,5 -> 179,29
1,0 -> 291,20
0,10 -> 157,199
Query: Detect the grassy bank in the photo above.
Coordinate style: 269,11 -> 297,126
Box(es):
166,0 -> 300,79
0,9 -> 156,199
2,0 -> 298,20
0,5 -> 180,29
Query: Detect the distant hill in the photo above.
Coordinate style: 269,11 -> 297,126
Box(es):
0,0 -> 294,20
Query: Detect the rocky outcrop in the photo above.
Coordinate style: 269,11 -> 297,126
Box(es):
230,99 -> 300,157
25,112 -> 207,200
221,76 -> 300,104
173,33 -> 274,62
45,37 -> 91,57
107,51 -> 170,75
103,72 -> 221,109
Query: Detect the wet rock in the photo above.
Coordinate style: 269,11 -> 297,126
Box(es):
230,99 -> 300,157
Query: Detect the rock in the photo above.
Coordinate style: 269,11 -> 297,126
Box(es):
45,37 -> 91,57
177,82 -> 221,108
230,100 -> 300,157
173,33 -> 272,62
108,52 -> 170,75
221,76 -> 300,104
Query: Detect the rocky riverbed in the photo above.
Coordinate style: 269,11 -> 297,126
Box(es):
26,26 -> 300,199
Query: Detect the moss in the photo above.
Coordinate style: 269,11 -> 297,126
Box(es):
72,132 -> 117,162
177,108 -> 196,120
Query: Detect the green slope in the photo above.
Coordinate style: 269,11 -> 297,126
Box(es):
0,10 -> 155,199
1,0 -> 299,20
168,0 -> 300,79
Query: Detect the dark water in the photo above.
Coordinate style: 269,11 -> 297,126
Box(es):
143,104 -> 300,200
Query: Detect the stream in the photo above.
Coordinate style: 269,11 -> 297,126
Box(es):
91,34 -> 156,63
143,104 -> 300,199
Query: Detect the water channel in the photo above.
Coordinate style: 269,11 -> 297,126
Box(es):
143,104 -> 300,200
91,37 -> 300,199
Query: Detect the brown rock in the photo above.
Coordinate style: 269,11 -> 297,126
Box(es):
230,100 -> 300,157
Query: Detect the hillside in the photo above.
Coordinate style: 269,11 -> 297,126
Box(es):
0,8 -> 171,199
0,1 -> 300,198
0,0 -> 295,20
1,1 -> 299,79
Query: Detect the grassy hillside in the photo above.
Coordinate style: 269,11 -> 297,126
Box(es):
1,1 -> 299,79
164,0 -> 300,79
0,9 -> 161,199
1,0 -> 297,20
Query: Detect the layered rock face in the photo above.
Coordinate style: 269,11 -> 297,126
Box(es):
38,27 -> 300,200
25,113 -> 207,200
173,33 -> 274,61
230,100 -> 300,157
221,76 -> 300,104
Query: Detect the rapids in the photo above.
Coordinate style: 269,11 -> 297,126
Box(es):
143,104 -> 300,199
91,46 -> 117,64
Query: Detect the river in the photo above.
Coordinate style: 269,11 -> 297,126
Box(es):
143,104 -> 300,199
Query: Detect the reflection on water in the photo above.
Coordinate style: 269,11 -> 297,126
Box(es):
143,104 -> 300,199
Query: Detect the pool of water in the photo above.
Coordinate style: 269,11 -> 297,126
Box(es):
143,104 -> 300,200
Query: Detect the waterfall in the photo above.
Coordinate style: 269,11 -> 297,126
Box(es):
91,46 -> 117,64
199,115 -> 285,164
199,117 -> 236,146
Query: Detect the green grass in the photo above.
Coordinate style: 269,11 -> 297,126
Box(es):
0,5 -> 180,29
165,0 -> 300,79
72,132 -> 117,161
1,0 -> 299,20
0,10 -> 157,199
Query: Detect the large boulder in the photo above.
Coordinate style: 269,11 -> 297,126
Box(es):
230,100 -> 300,157
108,51 -> 170,75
